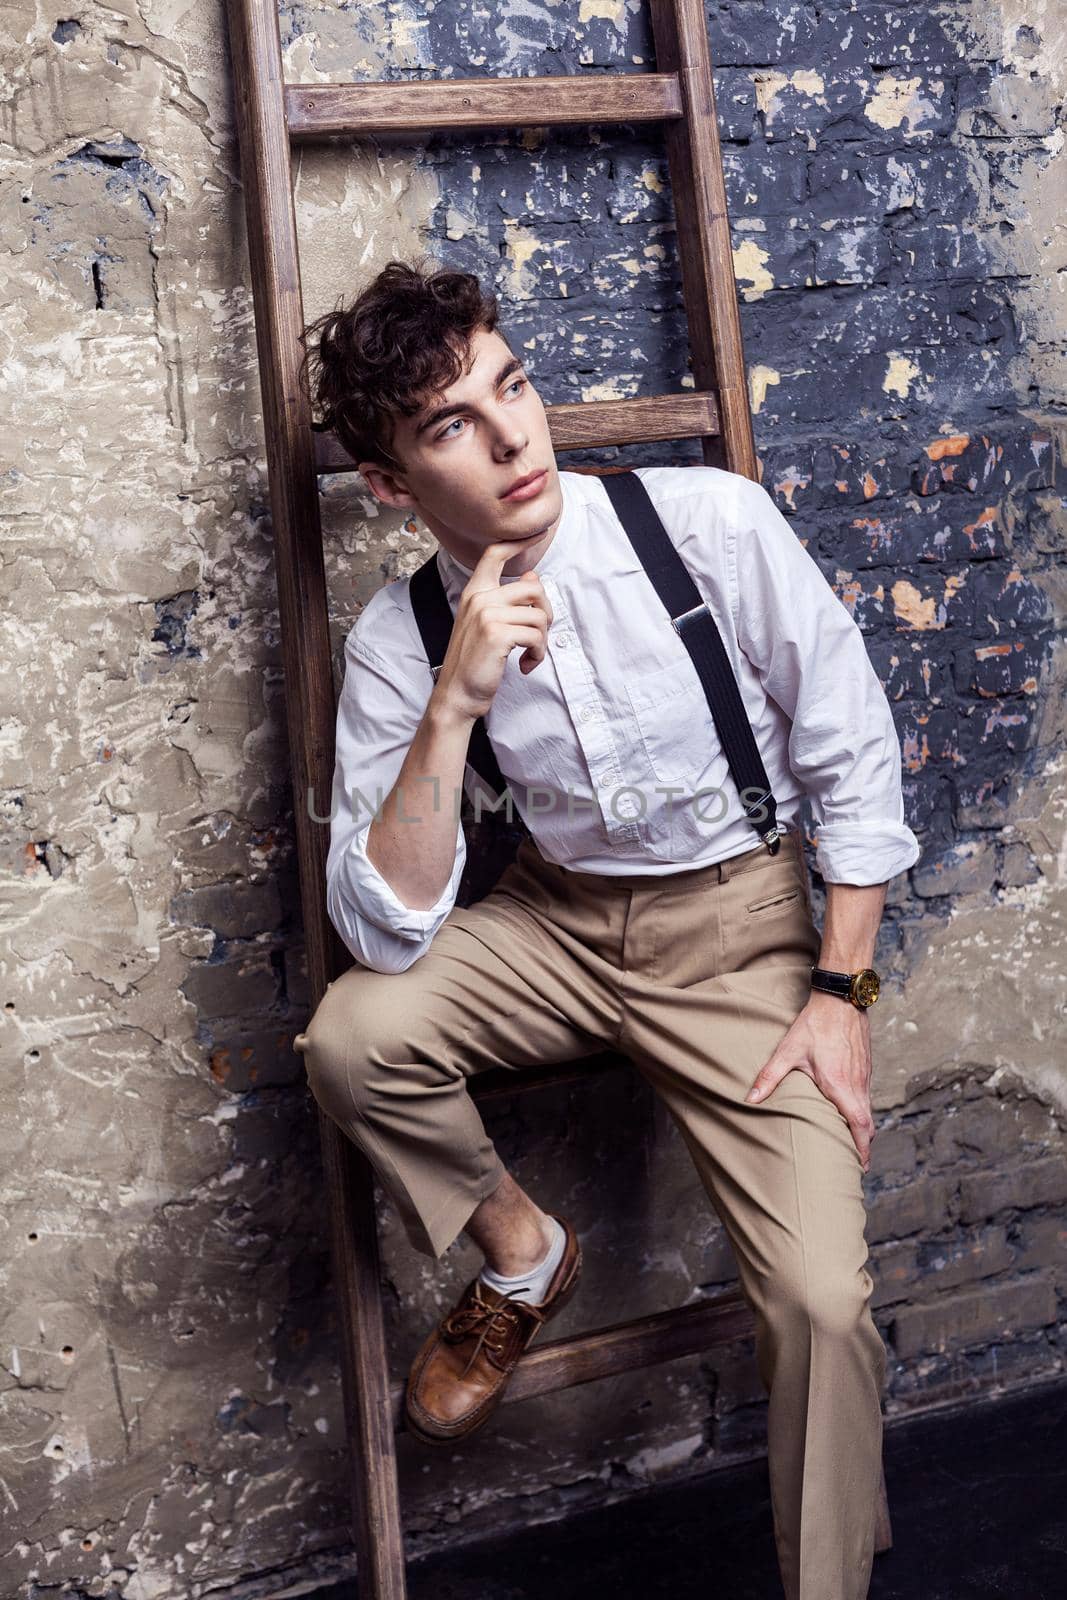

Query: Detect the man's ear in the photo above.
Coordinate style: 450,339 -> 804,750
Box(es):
358,461 -> 418,508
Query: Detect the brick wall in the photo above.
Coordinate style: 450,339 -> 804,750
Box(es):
2,2 -> 1063,1596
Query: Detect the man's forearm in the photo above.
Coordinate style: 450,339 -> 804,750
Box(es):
364,690 -> 474,912
817,880 -> 888,970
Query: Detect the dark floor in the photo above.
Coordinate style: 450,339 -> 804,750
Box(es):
318,1376 -> 1067,1599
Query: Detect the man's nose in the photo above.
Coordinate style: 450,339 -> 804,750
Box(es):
493,418 -> 528,454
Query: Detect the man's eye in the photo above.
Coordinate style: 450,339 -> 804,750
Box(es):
435,379 -> 526,440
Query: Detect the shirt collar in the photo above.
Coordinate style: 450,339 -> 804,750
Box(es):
437,470 -> 575,583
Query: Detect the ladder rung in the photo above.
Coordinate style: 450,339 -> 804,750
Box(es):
312,392 -> 721,474
286,74 -> 685,140
390,1289 -> 754,1432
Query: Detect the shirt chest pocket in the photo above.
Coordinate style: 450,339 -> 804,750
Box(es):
624,658 -> 714,789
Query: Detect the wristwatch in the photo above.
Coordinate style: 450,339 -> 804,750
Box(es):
810,964 -> 881,1009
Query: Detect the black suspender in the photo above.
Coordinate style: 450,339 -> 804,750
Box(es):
600,472 -> 782,854
408,557 -> 513,807
406,470 -> 783,854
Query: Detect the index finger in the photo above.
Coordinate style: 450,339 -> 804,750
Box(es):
468,538 -> 545,590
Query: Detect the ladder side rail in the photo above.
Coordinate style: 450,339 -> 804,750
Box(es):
649,0 -> 758,477
225,1 -> 408,1594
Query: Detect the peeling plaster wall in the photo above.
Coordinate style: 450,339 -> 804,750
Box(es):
1,2 -> 1065,1597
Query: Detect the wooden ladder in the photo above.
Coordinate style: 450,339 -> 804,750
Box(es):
224,0 -> 893,1591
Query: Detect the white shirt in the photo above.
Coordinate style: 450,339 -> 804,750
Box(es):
325,464 -> 921,974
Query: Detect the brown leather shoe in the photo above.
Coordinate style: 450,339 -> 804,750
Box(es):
404,1214 -> 582,1446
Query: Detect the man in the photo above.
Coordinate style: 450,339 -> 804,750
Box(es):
294,257 -> 920,1600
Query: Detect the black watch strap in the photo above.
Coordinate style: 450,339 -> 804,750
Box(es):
810,964 -> 855,1000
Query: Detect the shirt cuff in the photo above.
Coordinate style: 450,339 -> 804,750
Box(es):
813,820 -> 922,886
333,816 -> 464,941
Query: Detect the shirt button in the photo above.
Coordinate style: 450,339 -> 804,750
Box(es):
554,629 -> 574,648
597,771 -> 614,787
578,705 -> 597,723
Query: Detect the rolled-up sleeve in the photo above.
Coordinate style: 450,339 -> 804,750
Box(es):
325,591 -> 467,975
728,476 -> 921,886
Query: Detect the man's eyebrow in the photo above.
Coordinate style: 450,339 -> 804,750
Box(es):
414,356 -> 526,438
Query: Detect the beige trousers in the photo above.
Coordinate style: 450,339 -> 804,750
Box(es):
295,826 -> 886,1600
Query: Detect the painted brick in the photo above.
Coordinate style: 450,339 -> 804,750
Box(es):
870,642 -> 949,703
887,568 -> 975,632
709,1336 -> 764,1410
724,147 -> 807,215
715,1397 -> 771,1453
928,1097 -> 1033,1166
952,773 -> 1031,832
867,1124 -> 919,1182
885,1334 -> 1061,1411
958,1157 -> 1067,1223
891,1275 -> 1056,1358
869,1239 -> 921,1307
181,950 -> 280,1017
912,837 -> 996,896
809,7 -> 965,69
761,445 -> 816,512
969,565 -> 1054,636
485,154 -> 618,226
807,147 -> 976,222
206,1023 -> 306,1092
733,219 -> 815,296
833,498 -> 1006,569
710,68 -> 760,139
170,879 -> 284,939
866,1174 -> 956,1244
913,427 -> 1054,497
915,1225 -> 1014,1290
712,4 -> 821,65
830,569 -> 887,633
762,69 -> 954,144
900,772 -> 945,835
810,439 -> 914,505
889,218 -> 993,280
812,221 -> 897,287
897,705 -> 961,772
952,638 -> 1046,697
1013,1214 -> 1067,1280
957,698 -> 1040,762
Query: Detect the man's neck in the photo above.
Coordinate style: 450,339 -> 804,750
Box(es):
436,505 -> 564,578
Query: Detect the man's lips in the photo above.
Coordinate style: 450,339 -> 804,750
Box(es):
501,468 -> 548,500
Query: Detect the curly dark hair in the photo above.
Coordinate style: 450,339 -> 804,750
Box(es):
298,257 -> 507,472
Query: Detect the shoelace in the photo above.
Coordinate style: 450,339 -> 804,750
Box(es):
442,1284 -> 548,1379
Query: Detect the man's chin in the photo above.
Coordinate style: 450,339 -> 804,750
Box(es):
500,481 -> 562,537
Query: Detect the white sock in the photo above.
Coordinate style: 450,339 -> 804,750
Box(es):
478,1215 -> 566,1306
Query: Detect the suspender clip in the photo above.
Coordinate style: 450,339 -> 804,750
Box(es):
743,789 -> 784,854
670,602 -> 709,636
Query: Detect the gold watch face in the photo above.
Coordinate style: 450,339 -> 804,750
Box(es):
851,968 -> 880,1008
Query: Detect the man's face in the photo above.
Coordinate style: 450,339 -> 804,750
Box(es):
358,324 -> 563,575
